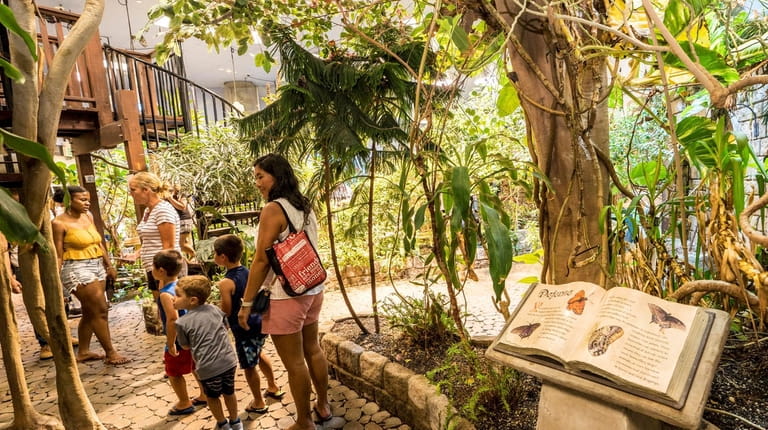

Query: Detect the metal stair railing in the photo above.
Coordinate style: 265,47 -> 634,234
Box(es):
103,45 -> 242,148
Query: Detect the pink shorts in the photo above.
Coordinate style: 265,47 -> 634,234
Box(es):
262,292 -> 324,335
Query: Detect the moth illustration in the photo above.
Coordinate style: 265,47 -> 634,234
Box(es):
566,290 -> 588,315
648,304 -> 686,332
587,325 -> 624,356
510,323 -> 541,339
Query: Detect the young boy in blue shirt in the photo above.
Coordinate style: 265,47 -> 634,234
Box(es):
213,234 -> 283,413
152,249 -> 206,416
175,275 -> 242,430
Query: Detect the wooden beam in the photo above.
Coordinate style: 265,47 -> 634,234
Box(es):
114,89 -> 145,173
75,154 -> 107,240
82,30 -> 113,128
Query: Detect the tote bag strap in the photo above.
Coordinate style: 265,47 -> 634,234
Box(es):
272,200 -> 308,233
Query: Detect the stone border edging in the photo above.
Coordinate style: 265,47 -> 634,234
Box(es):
318,320 -> 475,430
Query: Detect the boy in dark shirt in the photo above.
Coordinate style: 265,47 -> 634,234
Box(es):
175,275 -> 242,430
214,234 -> 283,413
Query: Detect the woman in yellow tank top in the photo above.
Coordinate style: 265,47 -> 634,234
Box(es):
52,186 -> 129,365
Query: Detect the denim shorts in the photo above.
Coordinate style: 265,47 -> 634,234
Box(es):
60,258 -> 106,296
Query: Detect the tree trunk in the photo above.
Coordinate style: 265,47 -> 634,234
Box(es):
322,145 -> 368,333
0,235 -> 62,430
367,143 -> 379,333
495,2 -> 611,284
10,1 -> 107,428
8,0 -> 48,345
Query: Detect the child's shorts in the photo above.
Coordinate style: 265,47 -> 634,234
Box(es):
200,366 -> 236,398
233,332 -> 267,369
164,348 -> 194,377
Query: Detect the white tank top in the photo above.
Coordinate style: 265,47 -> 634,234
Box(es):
266,198 -> 324,300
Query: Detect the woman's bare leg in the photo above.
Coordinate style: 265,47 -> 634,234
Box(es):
73,284 -> 103,362
272,332 -> 314,430
74,279 -> 129,364
302,322 -> 329,418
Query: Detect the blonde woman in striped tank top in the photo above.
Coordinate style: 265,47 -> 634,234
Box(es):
52,186 -> 129,364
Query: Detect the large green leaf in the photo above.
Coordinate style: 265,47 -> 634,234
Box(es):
630,161 -> 668,187
662,43 -> 739,85
676,116 -> 716,144
0,57 -> 23,83
450,166 -> 471,220
0,4 -> 37,61
496,83 -> 519,117
663,0 -> 691,38
0,188 -> 45,247
480,202 -> 513,300
450,19 -> 470,52
0,129 -> 67,189
677,116 -> 717,169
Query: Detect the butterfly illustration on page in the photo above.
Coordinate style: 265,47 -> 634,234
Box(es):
510,323 -> 541,339
648,304 -> 686,332
566,290 -> 588,315
587,325 -> 624,356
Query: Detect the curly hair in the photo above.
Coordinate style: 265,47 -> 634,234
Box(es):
177,275 -> 212,304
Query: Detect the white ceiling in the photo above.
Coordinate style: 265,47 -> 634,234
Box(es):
38,0 -> 277,95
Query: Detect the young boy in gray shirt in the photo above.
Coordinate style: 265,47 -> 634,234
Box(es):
175,275 -> 242,430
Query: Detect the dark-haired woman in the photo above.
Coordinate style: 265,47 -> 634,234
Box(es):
52,186 -> 129,364
237,154 -> 330,430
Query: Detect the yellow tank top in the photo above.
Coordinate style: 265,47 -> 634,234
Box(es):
62,224 -> 103,260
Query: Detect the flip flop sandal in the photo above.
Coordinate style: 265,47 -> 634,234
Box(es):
264,390 -> 285,400
313,406 -> 332,423
168,406 -> 195,416
245,405 -> 268,414
192,398 -> 208,406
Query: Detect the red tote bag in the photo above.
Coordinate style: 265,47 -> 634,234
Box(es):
265,202 -> 327,296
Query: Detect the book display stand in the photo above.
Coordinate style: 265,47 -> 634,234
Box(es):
486,308 -> 729,430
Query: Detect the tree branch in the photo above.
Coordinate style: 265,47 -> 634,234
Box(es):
668,279 -> 760,308
739,191 -> 768,247
640,0 -> 730,107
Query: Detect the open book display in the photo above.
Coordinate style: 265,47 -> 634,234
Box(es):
493,282 -> 715,409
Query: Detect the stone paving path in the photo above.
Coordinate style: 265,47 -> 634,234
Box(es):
0,264 -> 538,429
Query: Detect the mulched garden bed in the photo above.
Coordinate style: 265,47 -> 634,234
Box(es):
331,317 -> 768,430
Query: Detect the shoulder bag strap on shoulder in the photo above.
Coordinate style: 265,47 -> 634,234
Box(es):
272,200 -> 297,233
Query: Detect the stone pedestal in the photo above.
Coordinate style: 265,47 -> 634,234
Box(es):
537,383 -> 661,430
486,308 -> 730,430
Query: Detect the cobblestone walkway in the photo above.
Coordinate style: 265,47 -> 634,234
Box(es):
0,264 -> 538,429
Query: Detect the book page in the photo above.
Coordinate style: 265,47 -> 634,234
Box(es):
566,287 -> 699,395
497,282 -> 606,360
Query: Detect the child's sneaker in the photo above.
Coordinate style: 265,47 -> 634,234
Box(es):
229,418 -> 243,430
215,420 -> 231,430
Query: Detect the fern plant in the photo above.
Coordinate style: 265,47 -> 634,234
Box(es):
379,291 -> 458,347
427,342 -> 525,422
